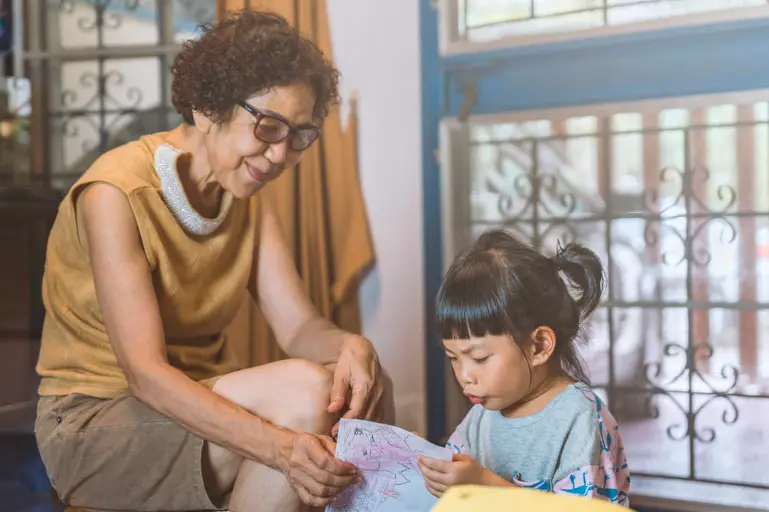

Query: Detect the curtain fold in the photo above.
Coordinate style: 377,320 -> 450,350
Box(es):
219,0 -> 374,368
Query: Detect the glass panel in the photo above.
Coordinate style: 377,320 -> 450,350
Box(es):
55,58 -> 163,113
469,137 -> 536,222
469,221 -> 534,245
49,0 -> 160,49
107,109 -> 166,148
56,60 -> 100,112
103,58 -> 163,111
49,57 -> 163,183
50,112 -> 100,176
463,0 -> 532,28
607,0 -> 766,26
760,310 -> 769,391
694,395 -> 769,487
582,307 -> 611,387
469,118 -> 604,224
617,390 -> 691,477
173,0 -> 215,42
23,1 -> 214,189
611,113 -> 643,197
461,0 -> 768,43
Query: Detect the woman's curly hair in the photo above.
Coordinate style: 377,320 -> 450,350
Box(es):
171,9 -> 340,125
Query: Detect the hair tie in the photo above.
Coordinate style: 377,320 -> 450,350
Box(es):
552,240 -> 567,270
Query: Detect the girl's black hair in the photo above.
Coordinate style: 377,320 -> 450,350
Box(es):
436,229 -> 605,385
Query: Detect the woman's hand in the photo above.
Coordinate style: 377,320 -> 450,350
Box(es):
277,432 -> 360,507
327,335 -> 390,435
417,454 -> 509,498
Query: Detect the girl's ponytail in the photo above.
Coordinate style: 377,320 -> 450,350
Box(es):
551,242 -> 605,319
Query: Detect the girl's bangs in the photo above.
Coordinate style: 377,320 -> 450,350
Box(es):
435,268 -> 510,341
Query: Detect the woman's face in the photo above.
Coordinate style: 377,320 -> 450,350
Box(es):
196,82 -> 318,198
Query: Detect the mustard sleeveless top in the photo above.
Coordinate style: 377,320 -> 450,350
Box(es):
36,132 -> 261,398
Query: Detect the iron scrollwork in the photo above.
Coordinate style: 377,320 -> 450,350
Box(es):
44,0 -> 215,184
60,69 -> 144,112
643,164 -> 738,269
59,67 -> 145,156
639,164 -> 742,445
477,124 -> 760,480
57,0 -> 142,32
175,0 -> 215,26
644,342 -> 740,444
492,139 -> 579,224
643,165 -> 737,215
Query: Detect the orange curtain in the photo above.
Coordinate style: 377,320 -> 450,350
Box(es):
220,0 -> 375,368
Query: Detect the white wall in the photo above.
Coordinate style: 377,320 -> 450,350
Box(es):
327,0 -> 426,434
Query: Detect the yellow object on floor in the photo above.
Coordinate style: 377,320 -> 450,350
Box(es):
432,486 -> 632,511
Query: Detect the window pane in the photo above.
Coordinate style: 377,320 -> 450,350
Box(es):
449,91 -> 769,505
463,0 -> 532,28
49,57 -> 164,185
173,0 -> 215,43
49,0 -> 160,49
23,2 -> 215,189
460,0 -> 768,43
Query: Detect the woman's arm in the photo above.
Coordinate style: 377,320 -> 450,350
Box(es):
247,197 -> 346,364
76,183 -> 349,479
247,198 -> 392,430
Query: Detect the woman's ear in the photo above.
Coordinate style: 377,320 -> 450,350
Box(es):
192,110 -> 214,134
528,326 -> 556,367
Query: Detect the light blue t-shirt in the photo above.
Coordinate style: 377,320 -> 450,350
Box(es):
446,383 -> 630,506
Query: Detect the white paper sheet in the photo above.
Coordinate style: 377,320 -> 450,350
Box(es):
326,419 -> 453,512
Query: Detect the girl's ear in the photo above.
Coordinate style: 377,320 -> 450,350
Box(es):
528,326 -> 556,367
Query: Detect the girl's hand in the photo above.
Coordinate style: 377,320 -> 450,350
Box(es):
417,454 -> 507,498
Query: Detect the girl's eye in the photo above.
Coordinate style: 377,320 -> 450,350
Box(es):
473,356 -> 490,364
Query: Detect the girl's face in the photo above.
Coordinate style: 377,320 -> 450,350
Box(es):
443,329 -> 557,417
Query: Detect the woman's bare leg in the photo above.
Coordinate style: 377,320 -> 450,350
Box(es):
203,359 -> 336,512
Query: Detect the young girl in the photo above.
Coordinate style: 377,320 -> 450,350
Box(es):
417,229 -> 630,506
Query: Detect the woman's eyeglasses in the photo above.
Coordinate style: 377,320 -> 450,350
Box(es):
237,101 -> 321,152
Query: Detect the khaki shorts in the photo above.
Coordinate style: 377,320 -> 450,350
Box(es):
35,388 -> 226,511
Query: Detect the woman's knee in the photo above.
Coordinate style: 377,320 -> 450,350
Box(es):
278,360 -> 334,433
213,359 -> 334,434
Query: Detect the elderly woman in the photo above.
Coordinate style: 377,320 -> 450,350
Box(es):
34,9 -> 392,512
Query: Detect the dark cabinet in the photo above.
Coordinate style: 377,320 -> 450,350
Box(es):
0,187 -> 61,433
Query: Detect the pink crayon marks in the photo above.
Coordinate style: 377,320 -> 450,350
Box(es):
379,487 -> 400,499
329,421 -> 449,512
342,426 -> 420,489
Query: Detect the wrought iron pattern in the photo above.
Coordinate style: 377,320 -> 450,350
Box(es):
24,0 -> 215,188
175,0 -> 215,26
57,0 -> 142,33
468,112 -> 769,492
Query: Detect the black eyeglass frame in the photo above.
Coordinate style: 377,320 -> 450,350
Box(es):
237,100 -> 321,152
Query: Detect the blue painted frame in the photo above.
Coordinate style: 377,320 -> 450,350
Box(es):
419,0 -> 769,443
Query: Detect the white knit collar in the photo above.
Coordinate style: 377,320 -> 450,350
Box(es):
153,144 -> 233,236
